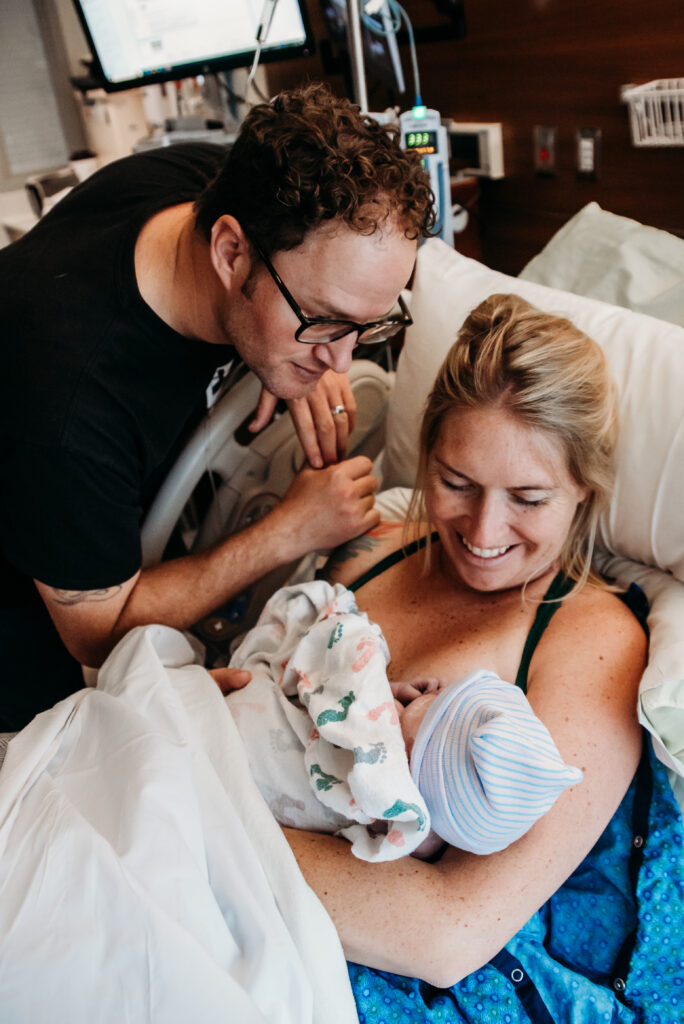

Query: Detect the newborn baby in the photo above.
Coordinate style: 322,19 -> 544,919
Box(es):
391,671 -> 583,858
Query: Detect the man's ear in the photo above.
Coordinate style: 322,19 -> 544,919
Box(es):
209,215 -> 252,292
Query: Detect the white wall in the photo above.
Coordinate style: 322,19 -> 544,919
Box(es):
52,0 -> 90,76
0,0 -> 71,188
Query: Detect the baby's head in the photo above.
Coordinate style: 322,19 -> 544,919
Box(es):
403,670 -> 583,854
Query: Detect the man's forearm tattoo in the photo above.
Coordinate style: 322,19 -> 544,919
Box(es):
49,586 -> 123,606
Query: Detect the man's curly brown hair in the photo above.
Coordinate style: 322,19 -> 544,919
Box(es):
194,81 -> 435,252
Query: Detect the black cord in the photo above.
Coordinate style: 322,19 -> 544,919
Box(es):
218,78 -> 247,108
249,78 -> 270,104
217,75 -> 269,111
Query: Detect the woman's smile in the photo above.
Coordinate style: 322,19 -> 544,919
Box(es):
459,535 -> 514,560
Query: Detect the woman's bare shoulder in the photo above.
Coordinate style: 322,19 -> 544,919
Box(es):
323,521 -> 409,588
545,582 -> 646,657
528,580 -> 648,715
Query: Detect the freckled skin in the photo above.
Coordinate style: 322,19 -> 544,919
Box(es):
356,552 -> 550,685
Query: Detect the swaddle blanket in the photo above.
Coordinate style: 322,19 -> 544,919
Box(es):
411,669 -> 584,854
228,580 -> 430,861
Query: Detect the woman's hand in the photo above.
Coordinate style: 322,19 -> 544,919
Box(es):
208,667 -> 251,694
390,676 -> 448,705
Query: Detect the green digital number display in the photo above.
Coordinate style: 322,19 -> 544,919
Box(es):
405,130 -> 438,154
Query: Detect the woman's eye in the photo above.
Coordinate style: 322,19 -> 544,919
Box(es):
441,478 -> 471,492
513,494 -> 548,508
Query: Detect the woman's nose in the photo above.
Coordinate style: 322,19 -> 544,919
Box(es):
312,333 -> 357,374
465,492 -> 506,546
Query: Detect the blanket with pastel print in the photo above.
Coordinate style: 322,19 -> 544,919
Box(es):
227,580 -> 430,861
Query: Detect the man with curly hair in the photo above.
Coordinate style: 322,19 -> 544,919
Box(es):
0,82 -> 434,729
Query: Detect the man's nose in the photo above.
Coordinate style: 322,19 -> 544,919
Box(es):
312,333 -> 357,374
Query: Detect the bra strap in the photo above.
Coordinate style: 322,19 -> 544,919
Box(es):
514,572 -> 573,694
347,532 -> 438,593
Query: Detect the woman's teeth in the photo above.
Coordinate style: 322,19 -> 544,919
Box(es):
461,536 -> 511,559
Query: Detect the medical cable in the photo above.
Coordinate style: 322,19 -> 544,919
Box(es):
246,0 -> 279,101
361,0 -> 422,107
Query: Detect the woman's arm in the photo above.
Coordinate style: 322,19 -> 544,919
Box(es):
285,587 -> 646,988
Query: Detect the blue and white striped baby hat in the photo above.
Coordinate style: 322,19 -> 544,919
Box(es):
410,669 -> 583,854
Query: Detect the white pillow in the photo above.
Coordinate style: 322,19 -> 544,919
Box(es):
520,202 -> 684,329
597,553 -> 684,777
382,238 -> 684,582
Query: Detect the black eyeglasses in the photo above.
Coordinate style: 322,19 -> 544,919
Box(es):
252,240 -> 412,345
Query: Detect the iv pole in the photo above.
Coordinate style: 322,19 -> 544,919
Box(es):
345,0 -> 369,112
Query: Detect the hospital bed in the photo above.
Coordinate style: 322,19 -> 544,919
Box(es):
1,202 -> 683,1022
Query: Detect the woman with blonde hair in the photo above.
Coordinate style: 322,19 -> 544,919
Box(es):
285,294 -> 683,1022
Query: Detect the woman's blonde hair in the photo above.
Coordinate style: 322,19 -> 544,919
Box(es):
408,293 -> 618,594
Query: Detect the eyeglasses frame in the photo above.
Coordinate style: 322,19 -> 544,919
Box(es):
251,240 -> 413,345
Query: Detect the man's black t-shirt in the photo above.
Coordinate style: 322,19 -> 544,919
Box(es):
0,143 -> 236,608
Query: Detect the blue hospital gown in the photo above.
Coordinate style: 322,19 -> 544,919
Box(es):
348,741 -> 684,1023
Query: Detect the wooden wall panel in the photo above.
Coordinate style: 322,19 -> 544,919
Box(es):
268,0 -> 684,273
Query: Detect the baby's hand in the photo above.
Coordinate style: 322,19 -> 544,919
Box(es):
411,828 -> 448,861
390,677 -> 448,705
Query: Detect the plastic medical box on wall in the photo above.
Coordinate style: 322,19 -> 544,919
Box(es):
447,122 -> 504,179
620,79 -> 684,147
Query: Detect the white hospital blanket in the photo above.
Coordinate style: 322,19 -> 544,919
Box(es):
0,624 -> 358,1024
228,580 -> 430,861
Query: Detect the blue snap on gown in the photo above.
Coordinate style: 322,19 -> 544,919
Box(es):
345,560 -> 684,1024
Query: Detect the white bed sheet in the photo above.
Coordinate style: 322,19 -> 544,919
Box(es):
0,624 -> 358,1024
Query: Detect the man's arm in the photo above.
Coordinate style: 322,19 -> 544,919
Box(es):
36,456 -> 379,668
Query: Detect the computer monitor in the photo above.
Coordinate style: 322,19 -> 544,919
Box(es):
71,0 -> 314,93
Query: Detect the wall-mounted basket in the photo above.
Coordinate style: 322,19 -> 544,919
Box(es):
621,79 -> 684,147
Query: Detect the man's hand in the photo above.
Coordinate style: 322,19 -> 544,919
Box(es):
248,371 -> 356,468
286,370 -> 356,467
275,456 -> 380,560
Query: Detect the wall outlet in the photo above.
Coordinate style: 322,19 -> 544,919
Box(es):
533,125 -> 557,175
576,127 -> 601,179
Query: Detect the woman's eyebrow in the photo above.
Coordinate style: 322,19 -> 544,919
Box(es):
510,484 -> 556,493
435,458 -> 554,491
435,457 -> 470,478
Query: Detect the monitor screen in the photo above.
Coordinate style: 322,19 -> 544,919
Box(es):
71,0 -> 314,92
404,129 -> 438,156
